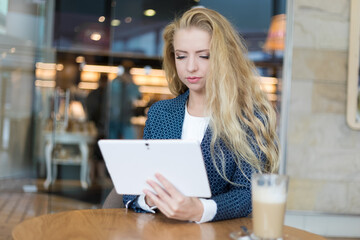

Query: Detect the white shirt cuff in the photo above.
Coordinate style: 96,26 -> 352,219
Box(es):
196,199 -> 217,223
137,194 -> 157,213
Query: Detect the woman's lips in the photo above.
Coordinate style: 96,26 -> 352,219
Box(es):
186,77 -> 201,84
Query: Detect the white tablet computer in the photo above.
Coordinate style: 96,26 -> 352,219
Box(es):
98,139 -> 211,198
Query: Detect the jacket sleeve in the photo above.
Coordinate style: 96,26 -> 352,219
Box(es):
122,195 -> 155,213
211,161 -> 253,221
210,134 -> 266,221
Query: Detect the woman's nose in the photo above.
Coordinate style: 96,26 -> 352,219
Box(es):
186,56 -> 198,72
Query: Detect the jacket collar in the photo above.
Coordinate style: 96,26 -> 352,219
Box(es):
163,90 -> 189,139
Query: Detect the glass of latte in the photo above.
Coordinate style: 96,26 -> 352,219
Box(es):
251,174 -> 289,240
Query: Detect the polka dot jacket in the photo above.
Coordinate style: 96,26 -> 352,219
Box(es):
123,90 -> 265,221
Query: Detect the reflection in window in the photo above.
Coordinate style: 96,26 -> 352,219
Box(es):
113,31 -> 157,56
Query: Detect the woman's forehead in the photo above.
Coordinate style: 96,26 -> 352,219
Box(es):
173,27 -> 211,50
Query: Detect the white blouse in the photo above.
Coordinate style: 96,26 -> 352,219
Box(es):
181,104 -> 210,142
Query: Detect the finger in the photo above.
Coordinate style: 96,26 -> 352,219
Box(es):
143,189 -> 173,217
153,174 -> 190,214
146,180 -> 182,216
143,189 -> 161,205
142,189 -> 156,207
146,179 -> 173,203
155,173 -> 183,199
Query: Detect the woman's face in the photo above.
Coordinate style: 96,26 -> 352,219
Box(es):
173,27 -> 210,96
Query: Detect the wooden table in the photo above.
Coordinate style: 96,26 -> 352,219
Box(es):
12,209 -> 326,240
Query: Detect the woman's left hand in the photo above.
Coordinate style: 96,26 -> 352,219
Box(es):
143,173 -> 204,222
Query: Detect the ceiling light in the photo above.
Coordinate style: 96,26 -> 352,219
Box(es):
36,62 -> 56,70
82,64 -> 118,73
125,17 -> 132,23
78,82 -> 99,90
144,9 -> 156,17
35,80 -> 56,88
90,32 -> 102,41
76,56 -> 85,63
56,64 -> 64,71
98,16 -> 105,22
111,19 -> 121,26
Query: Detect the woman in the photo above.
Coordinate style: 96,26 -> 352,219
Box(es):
121,7 -> 279,222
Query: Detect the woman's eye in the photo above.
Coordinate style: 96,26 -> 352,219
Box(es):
176,56 -> 186,60
200,55 -> 210,59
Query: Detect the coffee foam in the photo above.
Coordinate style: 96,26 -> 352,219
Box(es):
252,185 -> 287,203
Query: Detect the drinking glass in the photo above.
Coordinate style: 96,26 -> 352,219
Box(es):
251,174 -> 289,240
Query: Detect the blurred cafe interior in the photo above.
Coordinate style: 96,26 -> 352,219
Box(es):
1,0 -> 360,239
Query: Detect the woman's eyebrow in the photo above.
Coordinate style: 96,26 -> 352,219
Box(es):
175,50 -> 187,54
175,49 -> 209,53
196,49 -> 210,53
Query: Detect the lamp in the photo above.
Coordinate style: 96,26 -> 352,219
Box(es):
261,14 -> 286,103
263,14 -> 286,52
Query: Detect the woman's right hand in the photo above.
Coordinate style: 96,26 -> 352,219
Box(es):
143,173 -> 204,222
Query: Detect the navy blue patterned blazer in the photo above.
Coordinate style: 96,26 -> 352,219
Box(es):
123,90 -> 256,221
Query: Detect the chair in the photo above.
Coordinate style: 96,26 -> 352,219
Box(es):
102,188 -> 125,208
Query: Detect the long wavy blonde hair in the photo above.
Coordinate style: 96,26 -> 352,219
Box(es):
163,8 -> 279,182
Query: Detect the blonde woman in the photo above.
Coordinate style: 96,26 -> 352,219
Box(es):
122,7 -> 279,222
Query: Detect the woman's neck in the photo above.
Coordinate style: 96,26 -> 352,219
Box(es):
187,92 -> 206,117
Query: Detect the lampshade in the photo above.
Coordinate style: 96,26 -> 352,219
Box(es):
263,14 -> 286,52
